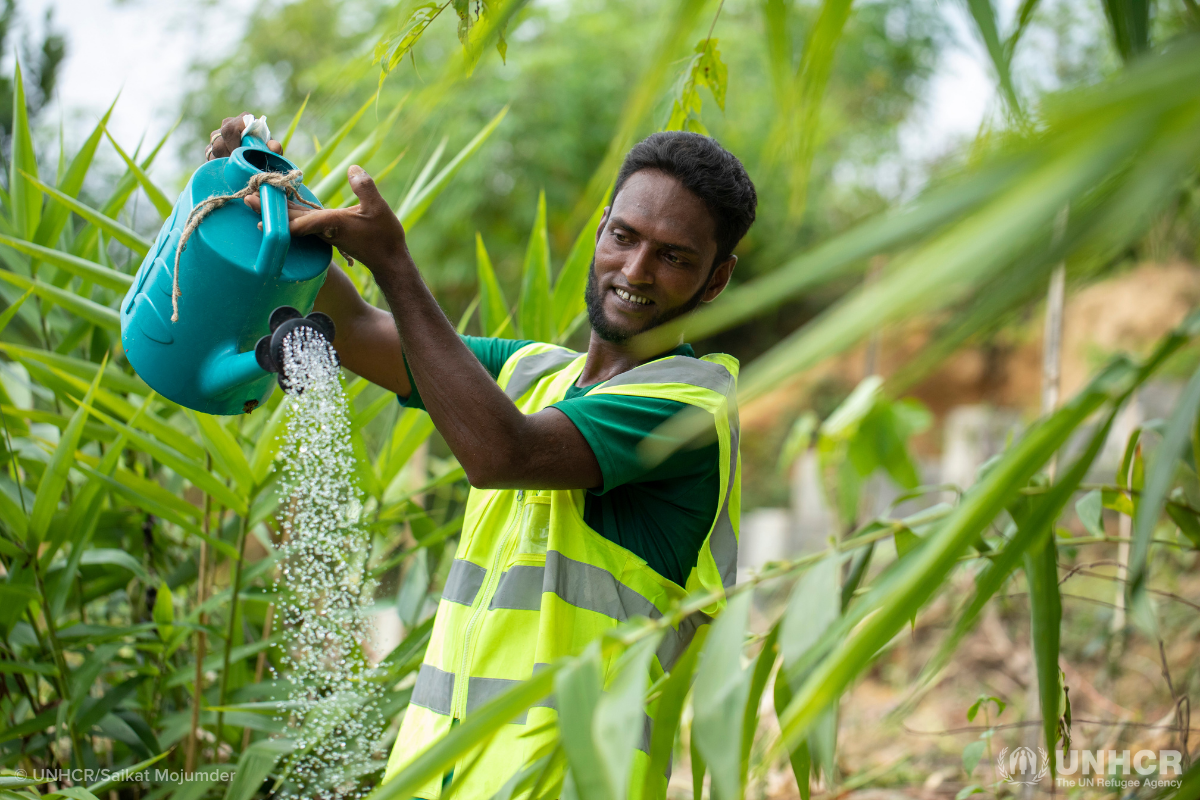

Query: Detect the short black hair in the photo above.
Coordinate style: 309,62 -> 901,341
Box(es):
612,131 -> 757,265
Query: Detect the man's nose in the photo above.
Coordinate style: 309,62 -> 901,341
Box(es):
622,244 -> 655,285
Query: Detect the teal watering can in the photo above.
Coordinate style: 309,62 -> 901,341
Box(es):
120,130 -> 334,415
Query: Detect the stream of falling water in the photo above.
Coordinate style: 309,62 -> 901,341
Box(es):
269,325 -> 386,799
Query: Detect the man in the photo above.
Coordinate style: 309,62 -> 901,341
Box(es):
208,116 -> 756,799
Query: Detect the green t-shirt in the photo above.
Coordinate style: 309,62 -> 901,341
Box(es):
399,335 -> 721,587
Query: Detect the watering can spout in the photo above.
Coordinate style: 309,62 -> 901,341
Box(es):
255,305 -> 338,394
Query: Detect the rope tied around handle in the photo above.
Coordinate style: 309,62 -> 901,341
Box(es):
170,169 -> 320,322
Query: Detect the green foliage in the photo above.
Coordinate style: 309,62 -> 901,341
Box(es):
2,2 -> 1199,799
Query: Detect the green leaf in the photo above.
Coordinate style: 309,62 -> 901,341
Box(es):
78,548 -> 150,582
22,170 -> 152,256
27,357 -> 105,544
552,198 -> 606,338
374,3 -> 444,87
368,663 -> 558,800
0,287 -> 35,337
519,190 -> 553,342
594,634 -> 660,800
1127,362 -> 1200,634
556,642 -> 607,800
103,127 -> 173,218
279,95 -> 309,153
1166,501 -> 1200,548
310,96 -> 407,204
956,785 -> 985,799
152,579 -> 175,641
397,106 -> 508,230
0,270 -> 121,331
476,233 -> 512,337
190,410 -> 255,494
692,590 -> 752,800
741,625 -> 780,786
299,92 -> 378,179
963,0 -> 1022,114
962,739 -> 986,775
1023,525 -> 1062,768
1075,490 -> 1105,537
10,62 -> 41,240
642,626 -> 708,800
0,233 -> 133,292
893,526 -> 920,559
87,403 -> 247,515
33,95 -> 116,249
223,738 -> 295,800
775,358 -> 1136,759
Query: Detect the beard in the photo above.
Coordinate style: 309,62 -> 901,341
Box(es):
584,257 -> 709,344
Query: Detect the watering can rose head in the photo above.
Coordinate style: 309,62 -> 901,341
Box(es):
118,113 -> 333,416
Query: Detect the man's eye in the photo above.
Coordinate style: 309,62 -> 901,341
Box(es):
613,231 -> 631,243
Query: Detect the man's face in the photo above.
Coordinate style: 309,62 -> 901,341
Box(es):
585,169 -> 735,344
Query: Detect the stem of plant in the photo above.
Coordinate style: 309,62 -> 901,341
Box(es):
32,562 -> 85,768
187,462 -> 213,773
216,512 -> 249,760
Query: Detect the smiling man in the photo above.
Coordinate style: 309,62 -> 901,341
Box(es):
209,120 -> 756,799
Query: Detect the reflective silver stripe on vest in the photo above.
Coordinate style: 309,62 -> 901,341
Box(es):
541,552 -> 710,671
489,565 -> 545,611
466,676 -> 530,724
711,400 -> 740,588
600,357 -> 734,396
442,559 -> 487,606
411,664 -> 455,716
503,347 -> 581,401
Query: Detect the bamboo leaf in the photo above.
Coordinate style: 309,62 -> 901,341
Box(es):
190,410 -> 255,494
27,356 -> 105,544
963,0 -> 1022,114
0,270 -> 121,331
556,642 -> 608,800
21,171 -> 153,256
299,92 -> 378,179
87,403 -> 247,515
311,96 -> 407,204
0,233 -> 133,292
741,624 -> 780,786
519,190 -> 553,342
397,106 -> 508,229
642,625 -> 708,799
1022,524 -> 1062,766
10,62 -> 41,239
476,233 -> 512,337
102,127 -> 172,218
692,590 -> 752,800
552,198 -> 606,338
773,358 -> 1137,758
594,634 -> 661,800
280,94 -> 309,152
368,663 -> 558,800
1127,362 -> 1200,634
223,738 -> 295,800
33,96 -> 117,249
0,287 -> 35,335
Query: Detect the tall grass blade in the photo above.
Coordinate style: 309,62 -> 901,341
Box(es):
10,61 -> 41,239
280,94 -> 309,152
23,171 -> 153,256
102,127 -> 173,218
33,96 -> 117,248
476,233 -> 513,337
299,92 -> 378,178
0,233 -> 133,291
519,190 -> 553,342
552,198 -> 606,338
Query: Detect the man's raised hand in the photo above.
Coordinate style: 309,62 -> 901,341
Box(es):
244,165 -> 409,274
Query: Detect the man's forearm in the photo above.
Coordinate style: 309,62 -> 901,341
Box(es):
312,264 -> 411,396
372,250 -> 532,486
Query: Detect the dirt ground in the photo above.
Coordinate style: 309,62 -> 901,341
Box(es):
666,539 -> 1199,800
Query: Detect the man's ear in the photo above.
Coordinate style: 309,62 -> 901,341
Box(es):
702,254 -> 737,303
595,206 -> 611,245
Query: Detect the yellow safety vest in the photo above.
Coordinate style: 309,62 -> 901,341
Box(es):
382,343 -> 741,800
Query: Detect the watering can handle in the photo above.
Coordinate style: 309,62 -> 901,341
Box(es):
238,134 -> 292,279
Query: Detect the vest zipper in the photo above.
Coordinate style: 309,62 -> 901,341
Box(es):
450,488 -> 526,720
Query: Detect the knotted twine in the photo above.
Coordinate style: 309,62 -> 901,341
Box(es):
170,169 -> 320,322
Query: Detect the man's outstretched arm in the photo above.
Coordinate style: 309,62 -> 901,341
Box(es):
270,166 -> 603,492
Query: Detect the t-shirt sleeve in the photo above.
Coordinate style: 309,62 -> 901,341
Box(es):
551,393 -> 703,495
399,335 -> 535,409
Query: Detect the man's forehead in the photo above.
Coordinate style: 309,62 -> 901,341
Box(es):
610,170 -> 715,252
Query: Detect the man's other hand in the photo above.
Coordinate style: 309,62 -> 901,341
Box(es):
244,165 -> 408,274
205,113 -> 283,161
